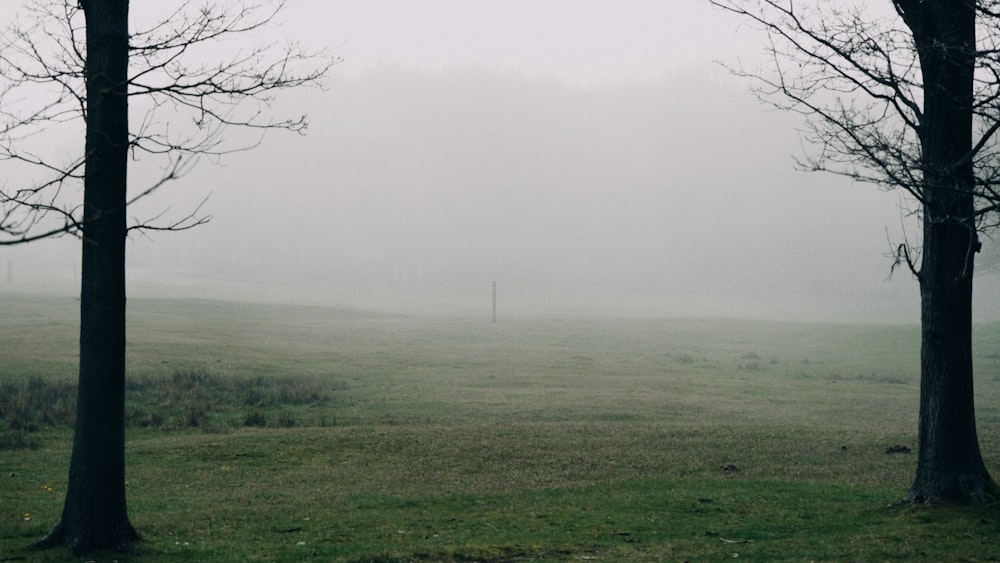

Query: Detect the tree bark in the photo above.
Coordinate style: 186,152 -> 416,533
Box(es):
901,0 -> 996,502
36,0 -> 138,552
909,225 -> 993,501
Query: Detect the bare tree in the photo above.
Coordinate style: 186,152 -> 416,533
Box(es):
709,0 -> 999,502
0,0 -> 333,553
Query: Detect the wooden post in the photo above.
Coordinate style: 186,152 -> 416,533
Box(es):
492,281 -> 497,323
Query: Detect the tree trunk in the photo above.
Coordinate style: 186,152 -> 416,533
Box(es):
908,220 -> 992,502
900,0 -> 996,502
36,0 -> 138,552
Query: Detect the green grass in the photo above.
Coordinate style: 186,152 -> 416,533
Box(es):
2,293 -> 1000,561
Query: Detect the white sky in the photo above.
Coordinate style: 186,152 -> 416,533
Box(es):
0,1 -> 758,83
286,0 -> 755,86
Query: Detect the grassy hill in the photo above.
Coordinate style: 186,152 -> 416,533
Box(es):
2,294 -> 999,561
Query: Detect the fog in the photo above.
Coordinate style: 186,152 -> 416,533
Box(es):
5,0 -> 1000,322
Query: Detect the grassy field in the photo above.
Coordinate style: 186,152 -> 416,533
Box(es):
2,293 -> 1000,561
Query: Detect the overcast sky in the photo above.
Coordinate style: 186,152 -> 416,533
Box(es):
307,0 -> 750,85
7,1 -> 992,321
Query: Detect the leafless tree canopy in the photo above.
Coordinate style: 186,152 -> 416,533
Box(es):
713,1 -> 1000,503
0,0 -> 334,244
710,0 -> 1000,235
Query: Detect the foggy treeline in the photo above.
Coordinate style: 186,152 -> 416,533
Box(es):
8,65 -> 953,319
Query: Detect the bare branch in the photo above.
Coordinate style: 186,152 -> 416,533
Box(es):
711,0 -> 926,203
711,0 -> 1000,237
0,0 -> 336,245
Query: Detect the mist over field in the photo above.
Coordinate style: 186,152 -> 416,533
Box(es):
4,0 -> 1000,322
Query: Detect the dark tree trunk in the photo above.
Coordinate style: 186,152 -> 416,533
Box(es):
898,0 -> 996,502
910,226 -> 993,501
36,0 -> 138,552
